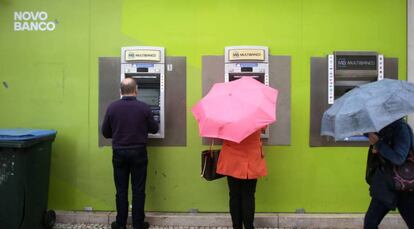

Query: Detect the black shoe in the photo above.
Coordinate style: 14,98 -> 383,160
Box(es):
111,221 -> 126,229
134,221 -> 150,229
143,221 -> 150,229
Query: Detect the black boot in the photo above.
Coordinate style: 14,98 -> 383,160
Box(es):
133,221 -> 150,229
143,221 -> 150,229
111,221 -> 127,229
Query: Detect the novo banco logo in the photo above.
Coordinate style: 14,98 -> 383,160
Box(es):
14,11 -> 57,31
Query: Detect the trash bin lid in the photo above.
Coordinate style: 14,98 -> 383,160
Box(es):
0,129 -> 57,148
0,129 -> 57,140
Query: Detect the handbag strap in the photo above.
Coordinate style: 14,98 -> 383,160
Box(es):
201,156 -> 207,177
200,138 -> 215,178
260,137 -> 266,158
209,138 -> 214,157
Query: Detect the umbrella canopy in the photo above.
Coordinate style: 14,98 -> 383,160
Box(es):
321,79 -> 414,140
192,77 -> 278,143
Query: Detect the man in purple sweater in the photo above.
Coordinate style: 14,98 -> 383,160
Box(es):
102,78 -> 159,229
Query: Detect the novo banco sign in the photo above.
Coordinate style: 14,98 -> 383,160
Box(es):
14,11 -> 57,32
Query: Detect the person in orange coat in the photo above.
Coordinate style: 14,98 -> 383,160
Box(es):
216,129 -> 267,229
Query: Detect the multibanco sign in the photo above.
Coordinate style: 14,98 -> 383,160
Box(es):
14,11 -> 57,31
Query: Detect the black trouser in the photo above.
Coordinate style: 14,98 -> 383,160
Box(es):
113,147 -> 148,229
364,192 -> 414,229
227,176 -> 257,229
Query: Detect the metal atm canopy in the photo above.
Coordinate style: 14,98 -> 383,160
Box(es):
328,51 -> 384,141
309,50 -> 397,146
120,46 -> 165,138
224,45 -> 270,138
224,46 -> 269,85
328,51 -> 384,105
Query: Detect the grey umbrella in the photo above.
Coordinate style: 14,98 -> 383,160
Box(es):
321,79 -> 414,140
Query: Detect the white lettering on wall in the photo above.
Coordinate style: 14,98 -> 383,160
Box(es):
13,11 -> 57,32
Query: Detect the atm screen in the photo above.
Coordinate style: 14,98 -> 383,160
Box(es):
137,88 -> 159,106
127,75 -> 160,106
334,80 -> 375,100
334,85 -> 355,100
229,73 -> 265,84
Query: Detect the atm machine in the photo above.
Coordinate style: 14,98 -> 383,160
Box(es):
120,46 -> 165,138
224,45 -> 270,138
327,51 -> 384,141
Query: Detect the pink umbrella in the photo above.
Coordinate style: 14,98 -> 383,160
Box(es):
192,77 -> 278,143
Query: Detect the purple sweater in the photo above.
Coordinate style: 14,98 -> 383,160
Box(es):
102,96 -> 159,149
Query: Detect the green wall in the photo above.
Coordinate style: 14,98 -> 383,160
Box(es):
0,0 -> 407,212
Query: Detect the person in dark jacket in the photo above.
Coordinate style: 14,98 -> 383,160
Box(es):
102,78 -> 159,229
364,118 -> 414,229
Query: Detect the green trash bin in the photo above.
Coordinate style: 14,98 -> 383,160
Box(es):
0,129 -> 57,229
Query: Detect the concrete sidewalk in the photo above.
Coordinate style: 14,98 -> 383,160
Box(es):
54,225 -> 284,229
55,211 -> 408,229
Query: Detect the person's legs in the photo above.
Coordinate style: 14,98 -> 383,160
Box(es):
112,149 -> 130,228
130,147 -> 148,229
396,192 -> 414,228
241,179 -> 257,229
364,198 -> 391,229
227,176 -> 243,229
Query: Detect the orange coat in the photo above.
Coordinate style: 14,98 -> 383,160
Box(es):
216,130 -> 267,179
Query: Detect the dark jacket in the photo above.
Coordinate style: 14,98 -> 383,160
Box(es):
374,119 -> 413,166
369,119 -> 414,208
101,96 -> 159,149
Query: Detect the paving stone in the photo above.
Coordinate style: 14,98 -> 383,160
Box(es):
54,211 -> 408,229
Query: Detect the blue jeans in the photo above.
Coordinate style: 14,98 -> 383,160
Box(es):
112,147 -> 148,229
364,192 -> 414,229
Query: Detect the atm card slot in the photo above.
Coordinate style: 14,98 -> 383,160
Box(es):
334,80 -> 373,87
